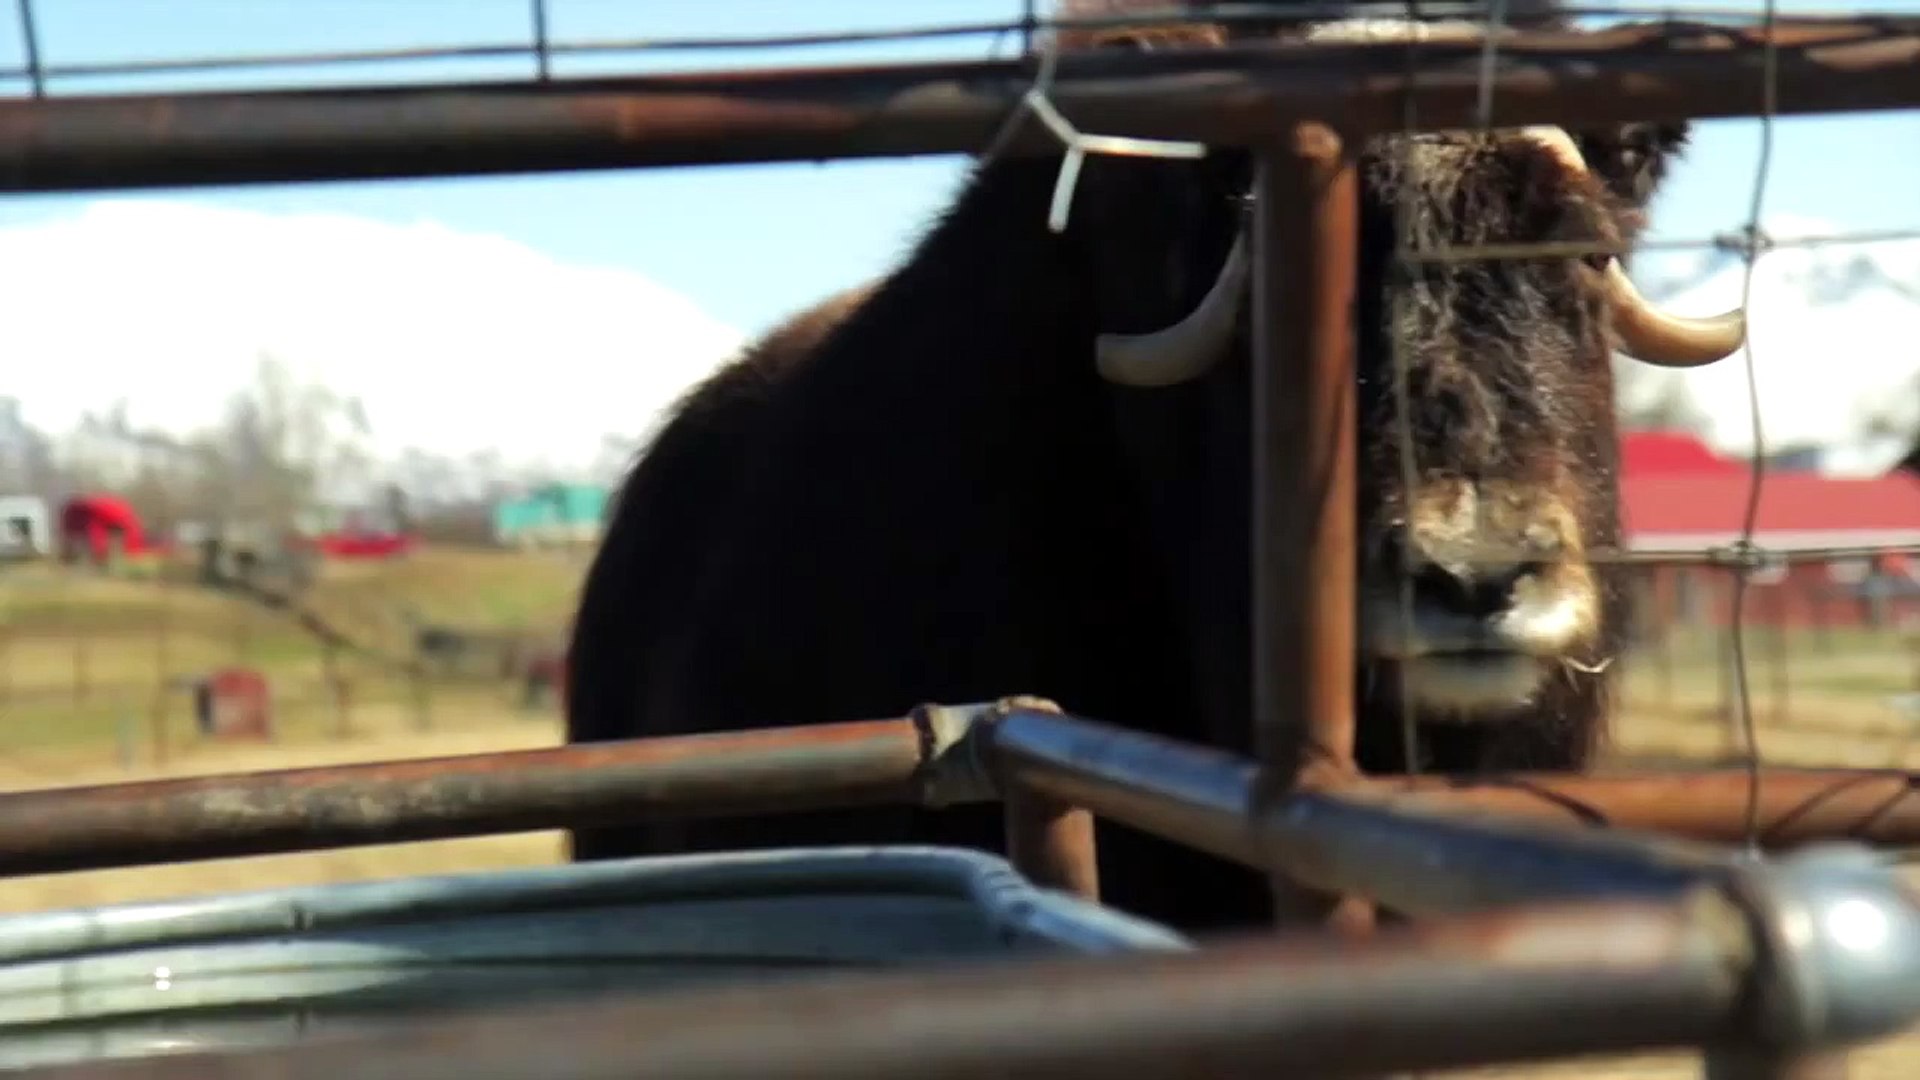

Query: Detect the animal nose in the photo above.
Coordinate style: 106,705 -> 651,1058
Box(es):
1408,558 -> 1541,619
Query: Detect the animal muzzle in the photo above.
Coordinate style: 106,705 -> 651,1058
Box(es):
1358,487 -> 1604,715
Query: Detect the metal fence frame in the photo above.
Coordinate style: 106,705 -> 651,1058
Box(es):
4,12 -> 1920,1079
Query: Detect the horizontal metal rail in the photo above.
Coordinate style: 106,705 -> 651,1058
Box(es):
0,714 -> 974,875
9,703 -> 1920,1075
0,19 -> 1913,191
4,700 -> 1918,887
0,892 -> 1764,1080
22,847 -> 1920,1080
991,707 -> 1732,915
1378,768 -> 1920,847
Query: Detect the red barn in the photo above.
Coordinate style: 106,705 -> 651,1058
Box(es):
1620,429 -> 1745,478
1620,432 -> 1920,632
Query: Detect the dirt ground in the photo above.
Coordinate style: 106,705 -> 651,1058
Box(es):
6,688 -> 1920,1076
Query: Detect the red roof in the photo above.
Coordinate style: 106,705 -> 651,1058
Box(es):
1622,471 -> 1920,549
1619,430 -> 1744,477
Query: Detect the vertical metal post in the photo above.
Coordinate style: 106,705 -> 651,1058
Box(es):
1005,784 -> 1101,902
1250,124 -> 1367,933
999,698 -> 1101,902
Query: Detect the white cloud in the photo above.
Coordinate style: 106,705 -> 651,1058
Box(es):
0,199 -> 746,476
1619,213 -> 1920,476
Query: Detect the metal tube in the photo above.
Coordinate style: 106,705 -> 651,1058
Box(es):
0,20 -> 1913,191
1252,123 -> 1360,785
9,892 -> 1754,1080
1251,123 -> 1367,932
0,717 -> 957,877
1362,768 -> 1920,847
991,707 -> 1731,914
1259,785 -> 1731,915
1003,783 -> 1101,902
992,706 -> 1262,866
7,701 -> 1920,880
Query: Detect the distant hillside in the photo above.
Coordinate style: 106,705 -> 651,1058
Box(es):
0,545 -> 586,664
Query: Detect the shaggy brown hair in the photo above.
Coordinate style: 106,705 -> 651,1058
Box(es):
563,0 -> 1711,934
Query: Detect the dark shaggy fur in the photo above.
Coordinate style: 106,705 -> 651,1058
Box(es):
564,1 -> 1693,934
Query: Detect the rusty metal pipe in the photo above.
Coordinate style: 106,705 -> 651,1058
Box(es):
6,703 -> 1920,882
1251,122 -> 1364,930
1003,783 -> 1101,902
990,707 -> 1734,914
986,698 -> 1102,902
0,20 -> 1914,192
1259,785 -> 1732,915
0,716 -> 974,877
991,706 -> 1263,865
1360,768 -> 1920,847
9,892 -> 1755,1080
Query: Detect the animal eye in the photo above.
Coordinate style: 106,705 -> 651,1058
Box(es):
1583,252 -> 1612,272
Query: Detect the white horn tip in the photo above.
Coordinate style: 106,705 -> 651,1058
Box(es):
1618,308 -> 1748,369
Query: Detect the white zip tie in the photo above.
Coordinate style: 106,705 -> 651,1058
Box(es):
1019,42 -> 1209,234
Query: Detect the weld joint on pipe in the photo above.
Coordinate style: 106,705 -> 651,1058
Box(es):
910,699 -> 1033,807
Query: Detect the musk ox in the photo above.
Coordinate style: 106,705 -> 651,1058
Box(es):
563,2 -> 1745,933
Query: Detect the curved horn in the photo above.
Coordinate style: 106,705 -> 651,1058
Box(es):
1094,229 -> 1251,388
1516,126 -> 1748,369
1600,259 -> 1747,368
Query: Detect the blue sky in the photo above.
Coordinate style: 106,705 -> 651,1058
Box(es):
0,0 -> 1913,337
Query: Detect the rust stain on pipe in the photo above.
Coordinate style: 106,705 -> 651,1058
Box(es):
989,696 -> 1102,902
0,21 -> 1913,191
9,699 -> 1920,885
993,709 -> 1751,915
0,718 -> 941,876
988,708 -> 1920,904
1252,122 -> 1368,934
1004,784 -> 1101,902
1365,768 -> 1920,847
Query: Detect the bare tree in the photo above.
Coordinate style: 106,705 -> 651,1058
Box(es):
186,353 -> 378,532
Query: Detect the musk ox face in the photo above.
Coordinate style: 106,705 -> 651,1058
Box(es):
1352,125 -> 1649,719
1063,18 -> 1746,723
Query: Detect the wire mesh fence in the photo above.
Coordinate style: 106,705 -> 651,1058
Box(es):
1356,0 -> 1920,866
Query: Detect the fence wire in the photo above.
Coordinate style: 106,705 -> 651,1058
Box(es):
1372,0 -> 1791,853
2,0 -> 1917,878
0,1 -> 1914,92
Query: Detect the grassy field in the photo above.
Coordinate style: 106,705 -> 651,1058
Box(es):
0,546 -> 587,766
2,561 -> 1918,1076
1607,624 -> 1920,768
0,544 -> 587,913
